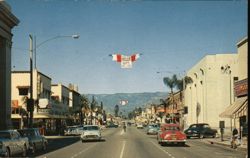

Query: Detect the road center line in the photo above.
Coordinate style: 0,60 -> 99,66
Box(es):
120,141 -> 126,158
150,141 -> 175,158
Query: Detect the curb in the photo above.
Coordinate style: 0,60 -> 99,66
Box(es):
206,140 -> 247,152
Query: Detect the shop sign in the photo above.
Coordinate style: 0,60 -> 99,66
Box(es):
234,79 -> 248,97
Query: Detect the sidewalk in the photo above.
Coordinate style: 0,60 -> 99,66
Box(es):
202,135 -> 248,152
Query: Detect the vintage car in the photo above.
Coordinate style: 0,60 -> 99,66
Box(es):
146,124 -> 159,135
80,125 -> 102,142
0,130 -> 29,157
157,123 -> 186,146
184,123 -> 217,139
136,123 -> 144,129
17,128 -> 48,154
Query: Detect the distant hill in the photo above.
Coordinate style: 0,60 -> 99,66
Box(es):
84,92 -> 168,115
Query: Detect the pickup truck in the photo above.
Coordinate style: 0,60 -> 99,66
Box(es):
0,130 -> 29,157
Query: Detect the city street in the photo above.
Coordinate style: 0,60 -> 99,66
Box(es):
34,127 -> 247,158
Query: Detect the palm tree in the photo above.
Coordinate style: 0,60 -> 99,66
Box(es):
90,96 -> 98,125
80,95 -> 89,125
114,105 -> 119,117
163,74 -> 178,123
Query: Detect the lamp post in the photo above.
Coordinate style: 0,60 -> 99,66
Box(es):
34,34 -> 80,69
221,64 -> 232,131
27,34 -> 79,128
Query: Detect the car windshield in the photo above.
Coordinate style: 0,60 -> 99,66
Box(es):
0,132 -> 11,139
83,126 -> 99,131
164,126 -> 180,131
18,130 -> 36,137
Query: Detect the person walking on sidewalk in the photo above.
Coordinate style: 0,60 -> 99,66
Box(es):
231,127 -> 238,149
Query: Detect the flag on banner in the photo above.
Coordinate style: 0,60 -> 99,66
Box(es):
120,100 -> 128,105
111,53 -> 140,68
112,54 -> 122,62
131,53 -> 140,62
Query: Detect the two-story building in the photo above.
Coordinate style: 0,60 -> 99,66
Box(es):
184,53 -> 238,133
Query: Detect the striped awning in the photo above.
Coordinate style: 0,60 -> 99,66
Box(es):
219,96 -> 248,118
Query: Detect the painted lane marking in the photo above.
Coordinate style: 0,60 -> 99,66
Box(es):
120,141 -> 126,158
120,130 -> 124,135
150,141 -> 175,158
71,143 -> 97,158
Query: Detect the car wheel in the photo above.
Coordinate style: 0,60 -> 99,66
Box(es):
199,134 -> 204,139
187,136 -> 190,139
6,148 -> 10,157
42,142 -> 47,151
22,145 -> 27,157
32,143 -> 36,154
81,140 -> 85,143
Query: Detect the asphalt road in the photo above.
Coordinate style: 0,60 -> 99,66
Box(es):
33,126 -> 247,158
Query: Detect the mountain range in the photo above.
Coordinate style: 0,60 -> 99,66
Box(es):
84,92 -> 168,115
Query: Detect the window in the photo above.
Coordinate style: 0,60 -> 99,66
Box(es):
18,88 -> 29,96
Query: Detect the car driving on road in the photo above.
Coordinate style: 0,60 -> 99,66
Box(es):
80,125 -> 102,142
157,123 -> 187,146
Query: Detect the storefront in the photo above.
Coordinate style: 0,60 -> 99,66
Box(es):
220,78 -> 248,137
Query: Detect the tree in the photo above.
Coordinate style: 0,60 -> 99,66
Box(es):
90,96 -> 98,125
80,95 -> 90,125
114,105 -> 119,117
163,74 -> 178,123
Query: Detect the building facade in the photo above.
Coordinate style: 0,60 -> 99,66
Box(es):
0,1 -> 19,130
220,37 -> 248,136
184,54 -> 238,133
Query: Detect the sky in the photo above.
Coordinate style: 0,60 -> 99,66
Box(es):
7,0 -> 248,94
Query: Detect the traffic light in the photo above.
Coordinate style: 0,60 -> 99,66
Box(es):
27,98 -> 34,112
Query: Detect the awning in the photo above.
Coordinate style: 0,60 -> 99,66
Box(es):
219,96 -> 248,118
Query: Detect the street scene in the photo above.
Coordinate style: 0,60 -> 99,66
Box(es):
0,0 -> 248,158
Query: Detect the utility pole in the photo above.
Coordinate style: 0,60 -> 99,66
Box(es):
27,34 -> 34,128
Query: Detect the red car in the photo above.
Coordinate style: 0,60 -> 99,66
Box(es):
157,123 -> 186,146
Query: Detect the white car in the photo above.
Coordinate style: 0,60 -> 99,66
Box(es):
80,125 -> 102,142
137,124 -> 143,129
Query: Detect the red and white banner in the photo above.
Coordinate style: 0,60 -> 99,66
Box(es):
120,100 -> 128,105
111,53 -> 140,68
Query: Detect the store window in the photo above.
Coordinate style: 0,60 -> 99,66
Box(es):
18,88 -> 29,96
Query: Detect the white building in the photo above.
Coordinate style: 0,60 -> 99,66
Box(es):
11,70 -> 52,128
220,37 -> 248,135
184,54 -> 238,133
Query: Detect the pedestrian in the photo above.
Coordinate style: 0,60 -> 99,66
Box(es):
231,127 -> 238,149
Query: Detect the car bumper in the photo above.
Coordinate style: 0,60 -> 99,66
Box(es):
0,148 -> 7,157
147,131 -> 157,134
185,133 -> 199,137
81,135 -> 101,141
159,139 -> 186,143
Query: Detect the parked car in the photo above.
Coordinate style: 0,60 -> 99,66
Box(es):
17,128 -> 48,154
146,124 -> 159,135
0,130 -> 29,157
0,141 -> 8,157
184,123 -> 217,139
137,124 -> 143,129
157,123 -> 187,146
106,123 -> 118,128
64,126 -> 79,136
80,125 -> 102,142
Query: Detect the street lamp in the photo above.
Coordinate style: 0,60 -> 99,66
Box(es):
28,34 -> 79,128
221,64 -> 232,131
34,34 -> 80,68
